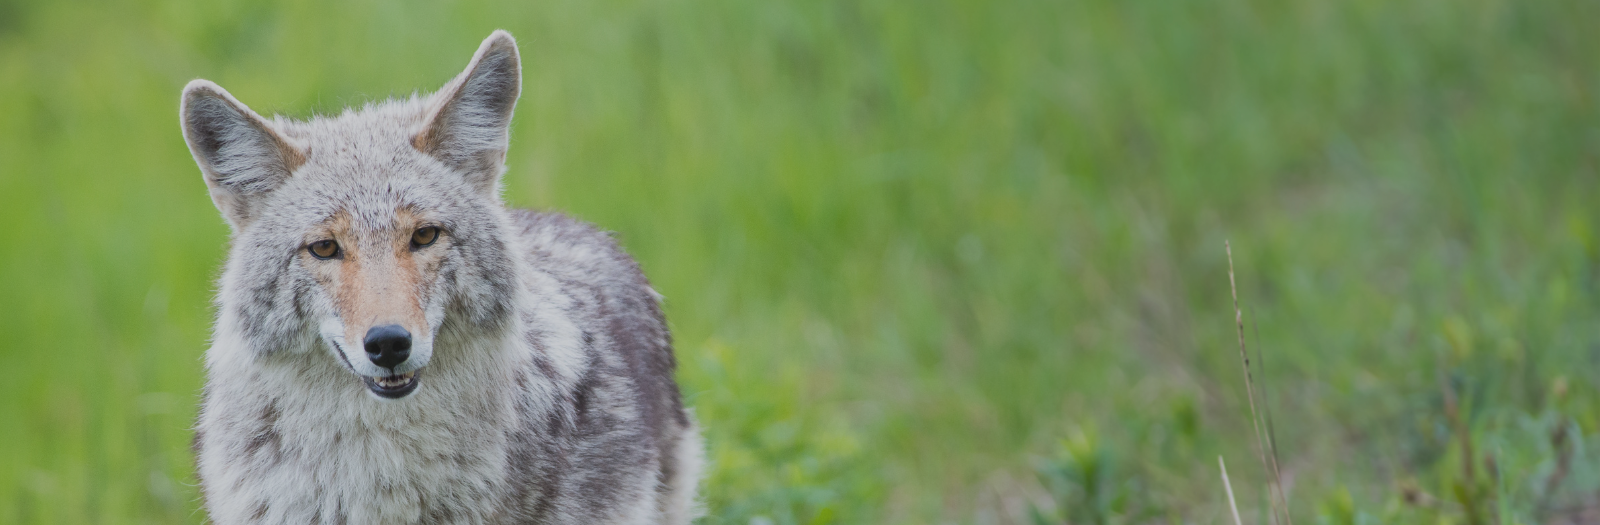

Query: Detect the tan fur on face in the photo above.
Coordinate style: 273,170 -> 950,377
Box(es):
303,209 -> 449,360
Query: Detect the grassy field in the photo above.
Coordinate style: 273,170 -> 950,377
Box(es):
2,0 -> 1598,523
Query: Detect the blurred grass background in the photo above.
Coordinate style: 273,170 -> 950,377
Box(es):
2,0 -> 1599,523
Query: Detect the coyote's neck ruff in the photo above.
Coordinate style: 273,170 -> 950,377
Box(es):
180,31 -> 701,524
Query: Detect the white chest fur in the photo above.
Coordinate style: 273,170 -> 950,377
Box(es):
197,332 -> 530,525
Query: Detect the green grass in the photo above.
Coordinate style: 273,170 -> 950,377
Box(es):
2,0 -> 1598,523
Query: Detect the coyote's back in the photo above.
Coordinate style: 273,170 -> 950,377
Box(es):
179,31 -> 701,524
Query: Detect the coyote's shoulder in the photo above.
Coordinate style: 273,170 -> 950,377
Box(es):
180,31 -> 701,524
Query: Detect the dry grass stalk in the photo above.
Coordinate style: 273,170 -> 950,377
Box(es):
1226,241 -> 1292,524
1220,456 -> 1244,525
1251,307 -> 1289,501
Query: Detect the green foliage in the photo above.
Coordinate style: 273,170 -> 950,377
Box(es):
1,0 -> 1598,523
1032,429 -> 1157,525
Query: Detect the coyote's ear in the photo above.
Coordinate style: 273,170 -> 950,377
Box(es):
180,80 -> 306,229
414,30 -> 521,196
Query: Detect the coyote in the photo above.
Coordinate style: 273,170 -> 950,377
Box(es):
178,31 -> 701,524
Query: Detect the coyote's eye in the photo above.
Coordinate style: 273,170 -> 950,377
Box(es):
412,226 -> 440,248
309,240 -> 340,259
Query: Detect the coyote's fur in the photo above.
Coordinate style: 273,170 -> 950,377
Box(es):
179,31 -> 702,524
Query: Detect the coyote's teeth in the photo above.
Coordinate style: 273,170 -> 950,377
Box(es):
369,372 -> 417,389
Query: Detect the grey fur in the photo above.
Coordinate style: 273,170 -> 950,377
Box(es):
181,30 -> 702,524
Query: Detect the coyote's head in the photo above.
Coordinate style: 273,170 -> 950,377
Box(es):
180,32 -> 523,399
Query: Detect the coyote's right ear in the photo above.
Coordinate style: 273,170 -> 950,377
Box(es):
180,80 -> 305,229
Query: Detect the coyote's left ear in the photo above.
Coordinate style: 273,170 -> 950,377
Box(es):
414,30 -> 522,196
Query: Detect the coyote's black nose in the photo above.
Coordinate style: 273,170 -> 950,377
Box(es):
363,325 -> 412,370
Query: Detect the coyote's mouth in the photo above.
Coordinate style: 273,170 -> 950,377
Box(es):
326,336 -> 426,399
362,370 -> 420,399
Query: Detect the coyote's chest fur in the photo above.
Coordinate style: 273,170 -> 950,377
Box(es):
181,31 -> 700,525
199,329 -> 525,523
